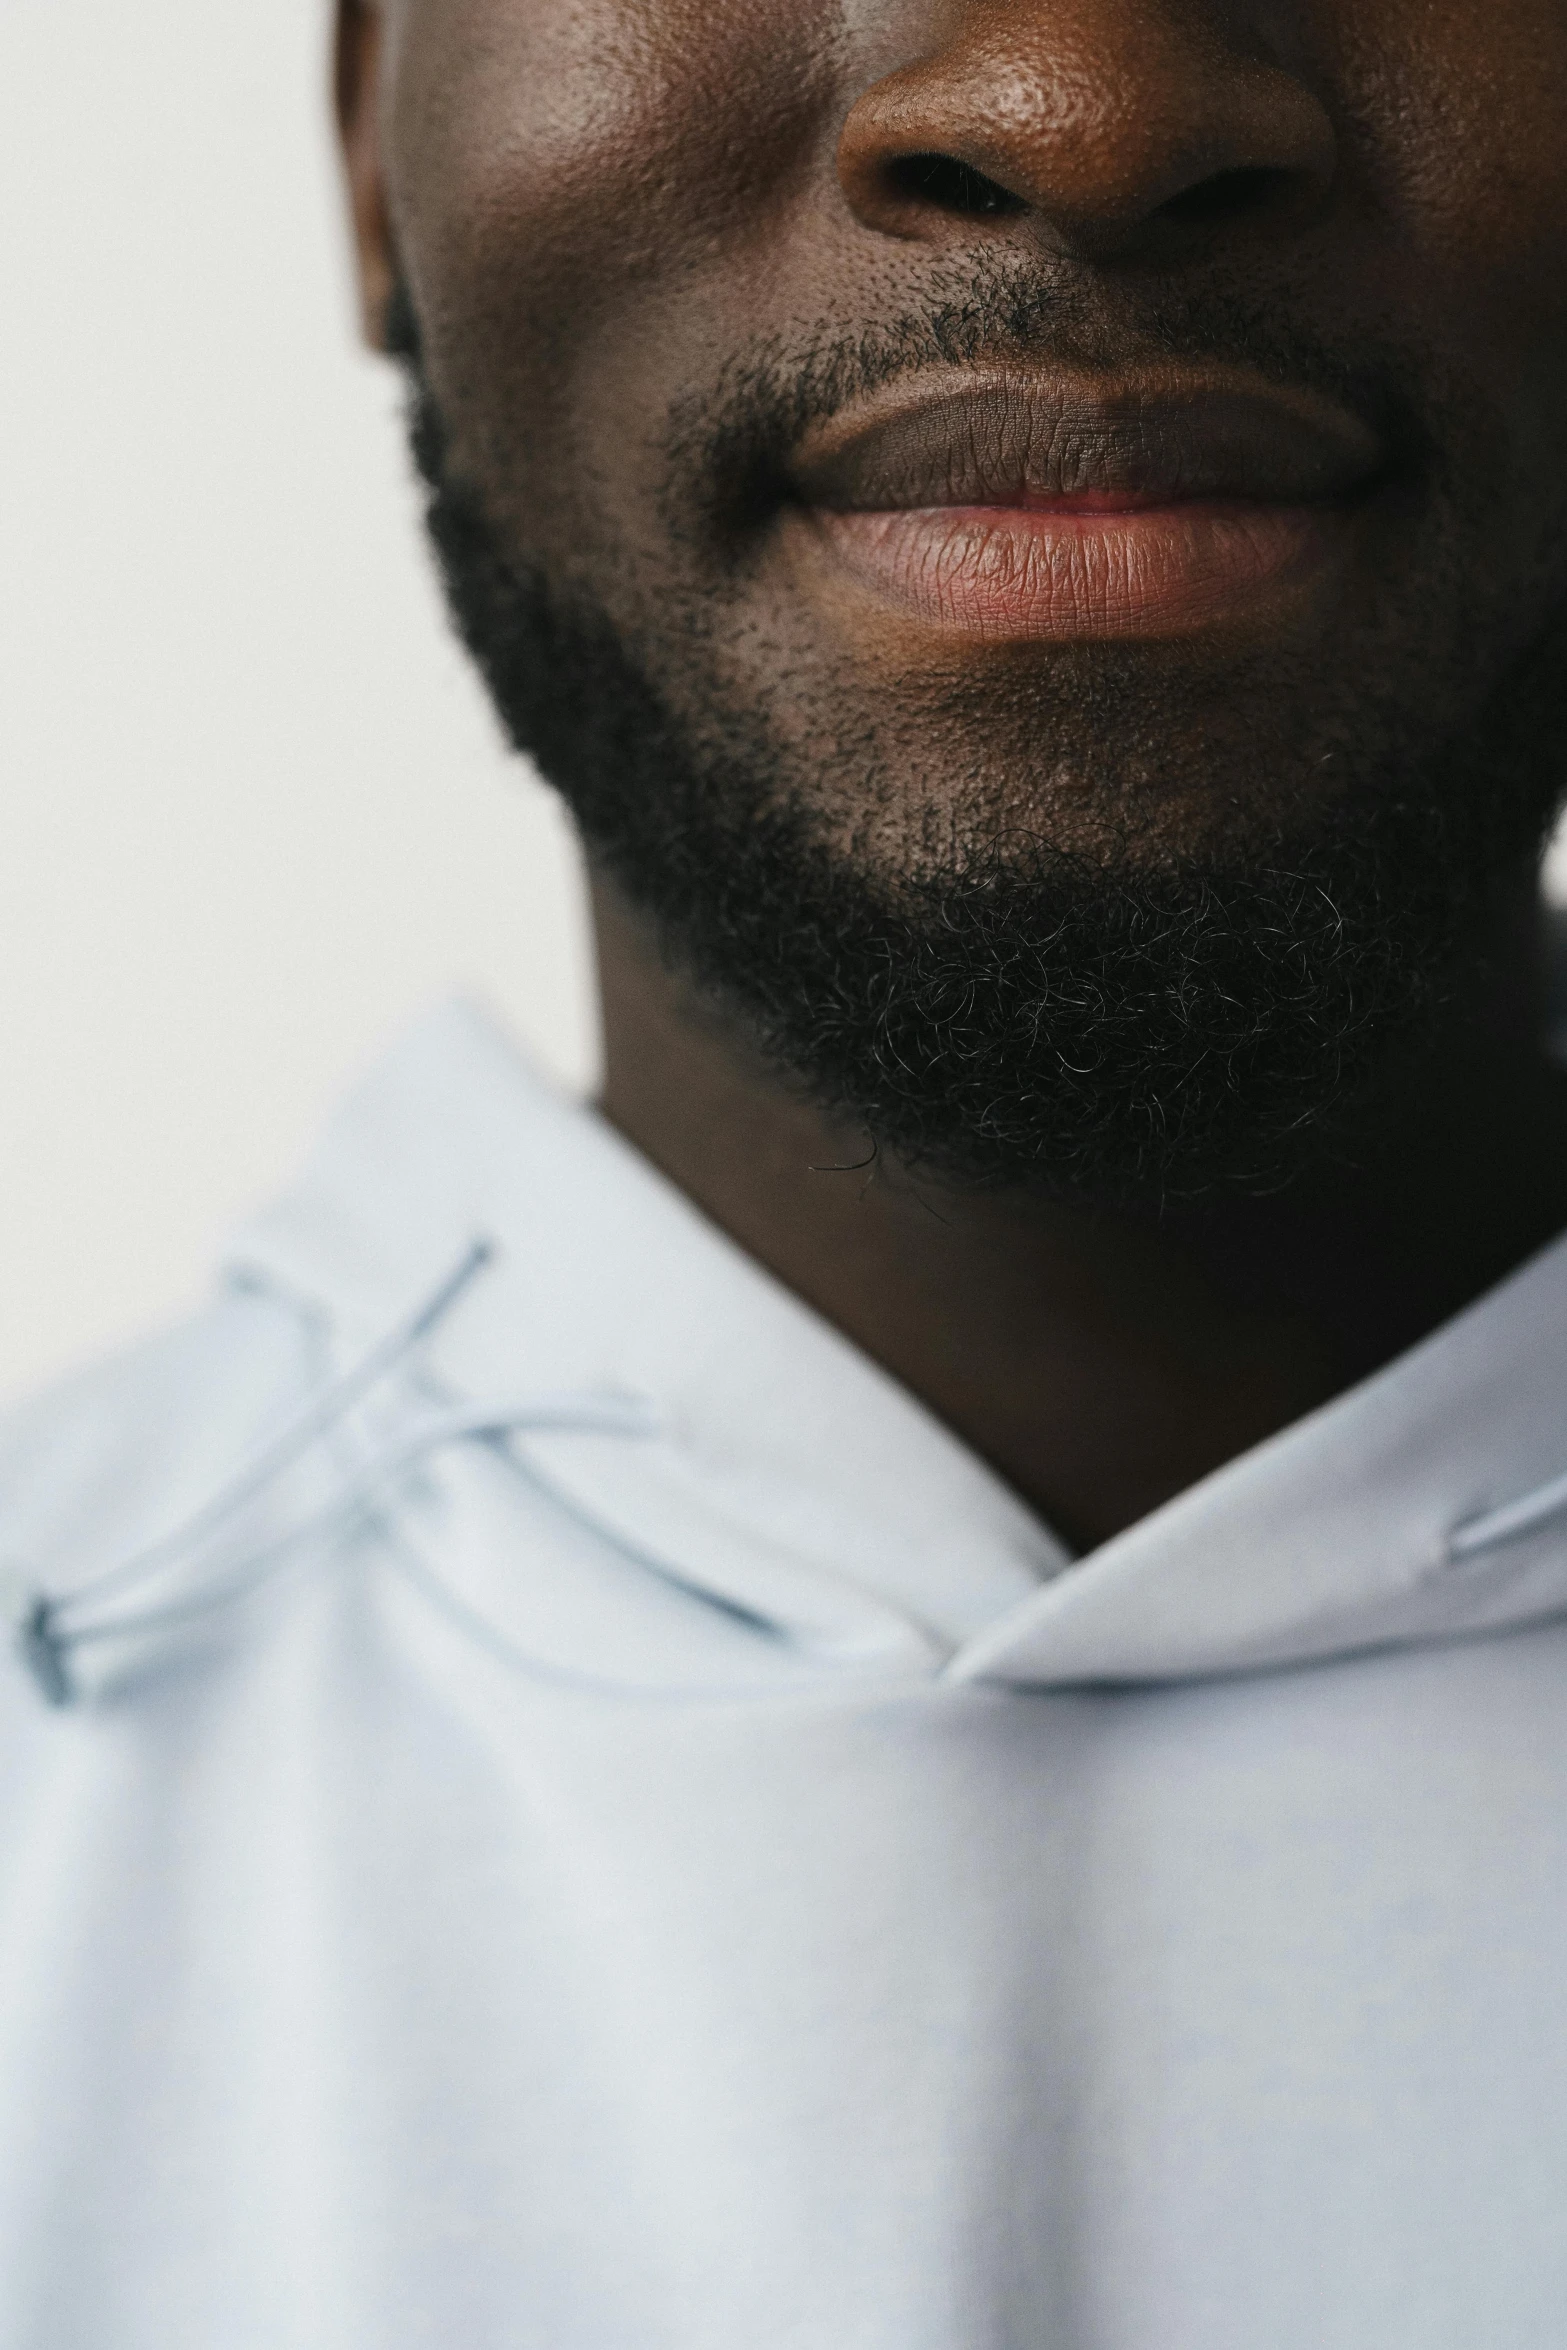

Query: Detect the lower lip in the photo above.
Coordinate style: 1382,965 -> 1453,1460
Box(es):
801,498 -> 1343,642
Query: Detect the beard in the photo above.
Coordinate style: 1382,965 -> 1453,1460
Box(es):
388,281 -> 1567,1203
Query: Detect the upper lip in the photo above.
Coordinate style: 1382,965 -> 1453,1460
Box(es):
788,365 -> 1387,512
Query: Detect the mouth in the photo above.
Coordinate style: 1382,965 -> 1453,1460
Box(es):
782,365 -> 1388,642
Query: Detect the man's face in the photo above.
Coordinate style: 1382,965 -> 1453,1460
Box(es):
348,0 -> 1567,1193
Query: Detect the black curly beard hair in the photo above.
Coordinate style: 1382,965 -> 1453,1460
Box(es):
388,286 -> 1567,1204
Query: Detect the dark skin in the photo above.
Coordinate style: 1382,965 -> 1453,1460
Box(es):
337,0 -> 1567,1552
593,871 -> 1567,1553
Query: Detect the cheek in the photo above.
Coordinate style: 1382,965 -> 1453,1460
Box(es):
388,0 -> 840,353
1328,0 -> 1567,515
1336,0 -> 1567,302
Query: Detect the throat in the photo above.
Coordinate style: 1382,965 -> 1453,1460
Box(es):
592,864 -> 1567,1552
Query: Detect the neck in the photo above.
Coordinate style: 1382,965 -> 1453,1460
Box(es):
592,862 -> 1567,1551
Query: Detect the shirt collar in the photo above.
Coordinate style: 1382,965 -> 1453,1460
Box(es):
228,1002 -> 1063,1672
228,999 -> 1567,1690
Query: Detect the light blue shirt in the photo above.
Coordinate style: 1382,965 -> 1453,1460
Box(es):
3,1001 -> 1567,2348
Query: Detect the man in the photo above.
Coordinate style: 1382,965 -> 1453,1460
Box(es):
5,0 -> 1567,2340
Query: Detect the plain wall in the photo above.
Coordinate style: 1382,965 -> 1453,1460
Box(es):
0,0 -> 597,1408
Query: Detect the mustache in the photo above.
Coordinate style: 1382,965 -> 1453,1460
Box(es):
662,261 -> 1434,534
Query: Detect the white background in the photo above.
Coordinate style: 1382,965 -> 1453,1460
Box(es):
0,0 -> 596,1407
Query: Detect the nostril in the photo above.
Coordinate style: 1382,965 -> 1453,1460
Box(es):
885,152 -> 1028,219
1159,164 -> 1298,227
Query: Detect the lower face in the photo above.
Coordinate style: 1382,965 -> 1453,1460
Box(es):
375,0 -> 1567,1189
382,0 -> 1567,866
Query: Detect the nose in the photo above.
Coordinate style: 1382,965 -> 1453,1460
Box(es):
837,1 -> 1337,260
